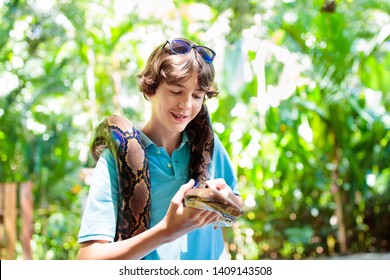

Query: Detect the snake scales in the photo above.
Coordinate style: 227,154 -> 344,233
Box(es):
91,104 -> 242,241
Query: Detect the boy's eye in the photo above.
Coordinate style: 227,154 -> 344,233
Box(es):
193,94 -> 203,99
170,90 -> 181,95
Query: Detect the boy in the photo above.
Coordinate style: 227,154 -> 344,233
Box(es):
77,38 -> 243,260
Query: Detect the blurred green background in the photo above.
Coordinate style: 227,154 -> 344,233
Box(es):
0,0 -> 389,260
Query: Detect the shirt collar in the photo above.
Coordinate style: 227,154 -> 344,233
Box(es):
180,130 -> 190,147
138,130 -> 189,151
138,130 -> 154,149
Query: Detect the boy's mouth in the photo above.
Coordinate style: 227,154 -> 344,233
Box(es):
171,112 -> 189,120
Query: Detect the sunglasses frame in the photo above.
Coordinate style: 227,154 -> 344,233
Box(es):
164,39 -> 216,64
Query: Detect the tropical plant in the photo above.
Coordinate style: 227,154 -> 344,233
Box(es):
0,0 -> 389,259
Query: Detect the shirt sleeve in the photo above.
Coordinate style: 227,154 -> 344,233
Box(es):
78,149 -> 119,243
211,134 -> 240,195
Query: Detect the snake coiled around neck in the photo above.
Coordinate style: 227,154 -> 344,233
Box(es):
90,104 -> 242,241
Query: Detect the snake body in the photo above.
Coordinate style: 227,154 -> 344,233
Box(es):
91,115 -> 151,240
185,188 -> 242,227
91,105 -> 242,240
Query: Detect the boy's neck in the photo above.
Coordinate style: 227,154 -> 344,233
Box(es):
142,122 -> 182,156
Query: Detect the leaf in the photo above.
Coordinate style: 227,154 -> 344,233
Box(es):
284,225 -> 314,244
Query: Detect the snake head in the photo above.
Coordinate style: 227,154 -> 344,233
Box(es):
184,186 -> 243,227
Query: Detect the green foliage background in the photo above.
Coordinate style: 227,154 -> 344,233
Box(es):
0,0 -> 389,259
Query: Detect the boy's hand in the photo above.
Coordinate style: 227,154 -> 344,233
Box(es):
159,179 -> 220,242
205,178 -> 244,209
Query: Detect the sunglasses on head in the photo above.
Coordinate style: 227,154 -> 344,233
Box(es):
164,39 -> 216,64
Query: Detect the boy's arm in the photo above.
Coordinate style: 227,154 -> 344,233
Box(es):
77,179 -> 220,260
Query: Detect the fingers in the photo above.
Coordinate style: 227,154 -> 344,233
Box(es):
205,178 -> 227,191
171,179 -> 195,205
180,178 -> 196,193
204,211 -> 221,225
169,179 -> 221,229
205,178 -> 235,201
188,209 -> 220,228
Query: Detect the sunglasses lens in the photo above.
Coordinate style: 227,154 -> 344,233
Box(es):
196,47 -> 215,63
167,39 -> 215,63
170,40 -> 191,54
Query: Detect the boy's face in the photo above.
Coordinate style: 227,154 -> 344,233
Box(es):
148,74 -> 205,136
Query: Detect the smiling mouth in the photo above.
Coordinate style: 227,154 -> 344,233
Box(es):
171,112 -> 189,120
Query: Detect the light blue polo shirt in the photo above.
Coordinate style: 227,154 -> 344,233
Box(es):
78,131 -> 239,260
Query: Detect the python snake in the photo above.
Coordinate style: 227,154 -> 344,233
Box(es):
91,104 -> 242,241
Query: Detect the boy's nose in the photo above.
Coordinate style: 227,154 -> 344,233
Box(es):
178,95 -> 191,109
